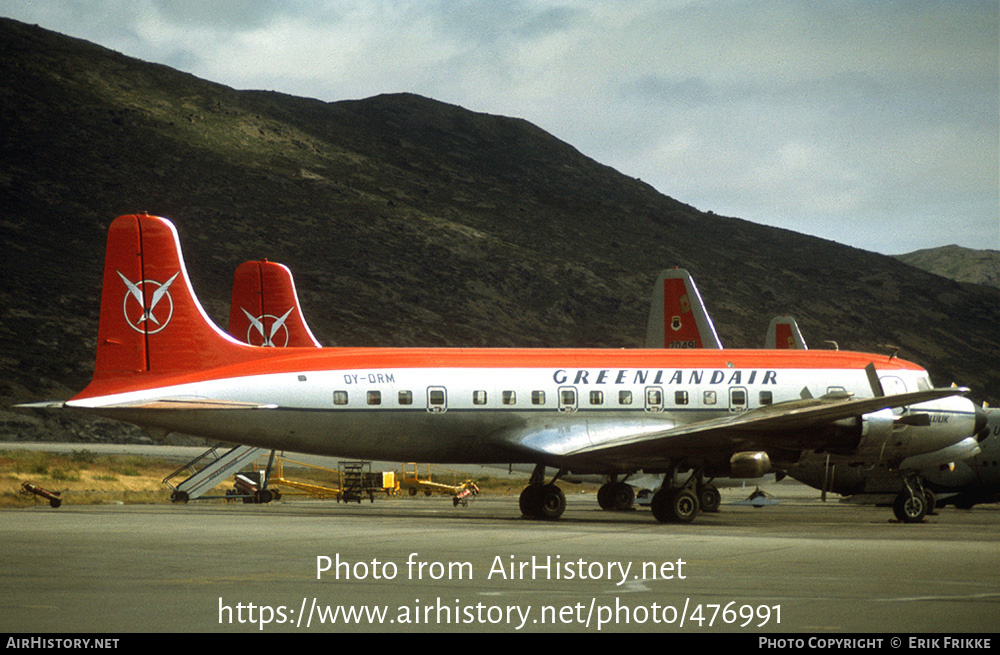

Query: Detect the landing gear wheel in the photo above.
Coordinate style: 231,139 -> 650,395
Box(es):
893,491 -> 927,523
537,484 -> 566,520
608,482 -> 634,511
520,484 -> 566,520
519,484 -> 543,517
598,482 -> 634,510
597,483 -> 612,510
651,489 -> 699,523
699,485 -> 721,513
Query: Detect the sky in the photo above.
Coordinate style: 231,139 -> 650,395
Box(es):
4,0 -> 998,255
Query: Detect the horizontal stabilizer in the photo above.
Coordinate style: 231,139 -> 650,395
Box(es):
66,398 -> 278,411
13,401 -> 66,409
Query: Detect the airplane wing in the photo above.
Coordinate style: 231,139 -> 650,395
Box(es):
504,387 -> 969,468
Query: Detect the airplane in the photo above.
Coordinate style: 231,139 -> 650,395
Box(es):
37,214 -> 988,524
788,406 -> 999,512
644,269 -> 1000,520
228,260 -> 321,348
644,268 -> 722,349
765,316 -> 808,350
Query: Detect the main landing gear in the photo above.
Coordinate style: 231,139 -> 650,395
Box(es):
597,478 -> 635,511
649,466 -> 719,524
519,465 -> 567,520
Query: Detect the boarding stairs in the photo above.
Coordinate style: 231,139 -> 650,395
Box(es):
163,443 -> 266,502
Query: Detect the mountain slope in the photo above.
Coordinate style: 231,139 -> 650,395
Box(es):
896,245 -> 1000,290
1,18 -> 998,444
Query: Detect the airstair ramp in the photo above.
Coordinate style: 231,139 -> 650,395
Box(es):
255,455 -> 342,499
163,443 -> 265,502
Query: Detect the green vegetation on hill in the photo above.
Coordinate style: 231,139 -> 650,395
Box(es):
896,245 -> 1000,290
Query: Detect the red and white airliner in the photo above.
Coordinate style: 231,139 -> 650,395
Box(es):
53,214 -> 987,523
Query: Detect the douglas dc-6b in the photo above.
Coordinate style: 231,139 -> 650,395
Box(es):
36,214 -> 987,523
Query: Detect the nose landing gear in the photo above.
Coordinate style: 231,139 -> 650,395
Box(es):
892,475 -> 929,523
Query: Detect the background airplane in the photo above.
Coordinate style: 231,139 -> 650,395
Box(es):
765,316 -> 808,350
648,269 -> 994,517
644,268 -> 723,349
228,260 -> 321,348
41,215 -> 985,524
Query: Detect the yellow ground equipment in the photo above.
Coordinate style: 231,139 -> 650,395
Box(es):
253,455 -> 397,502
400,463 -> 480,505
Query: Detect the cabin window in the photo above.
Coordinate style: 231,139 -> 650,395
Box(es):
759,391 -> 773,406
675,390 -> 689,405
646,388 -> 662,405
704,390 -> 717,405
398,390 -> 413,405
619,390 -> 633,405
502,391 -> 516,405
473,390 -> 488,405
429,389 -> 445,406
367,391 -> 381,405
561,389 -> 576,406
532,390 -> 546,405
589,390 -> 604,405
333,391 -> 349,406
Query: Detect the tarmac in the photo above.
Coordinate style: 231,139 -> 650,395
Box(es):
2,479 -> 998,634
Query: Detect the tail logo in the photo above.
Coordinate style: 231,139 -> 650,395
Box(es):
241,307 -> 293,347
671,316 -> 682,331
118,270 -> 178,334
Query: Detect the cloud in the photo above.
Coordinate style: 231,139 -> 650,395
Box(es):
2,0 -> 996,253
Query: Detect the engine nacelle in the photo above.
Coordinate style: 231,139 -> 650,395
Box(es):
850,408 -> 896,460
730,451 -> 772,478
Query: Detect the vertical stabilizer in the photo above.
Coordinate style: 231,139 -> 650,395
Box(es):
229,260 -> 322,347
644,268 -> 723,349
765,316 -> 808,349
85,214 -> 260,391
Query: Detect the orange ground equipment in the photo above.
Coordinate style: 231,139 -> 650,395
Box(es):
20,481 -> 62,508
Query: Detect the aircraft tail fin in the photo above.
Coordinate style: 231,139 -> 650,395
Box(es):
644,268 -> 723,349
229,260 -> 322,348
765,316 -> 808,349
81,214 -> 264,394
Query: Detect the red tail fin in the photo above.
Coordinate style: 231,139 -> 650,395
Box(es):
228,260 -> 321,347
644,268 -> 723,349
765,316 -> 808,349
90,214 -> 256,382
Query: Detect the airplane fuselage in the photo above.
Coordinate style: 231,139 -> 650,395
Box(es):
69,347 -> 978,474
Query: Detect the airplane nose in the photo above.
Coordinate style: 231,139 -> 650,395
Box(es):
973,404 -> 989,441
